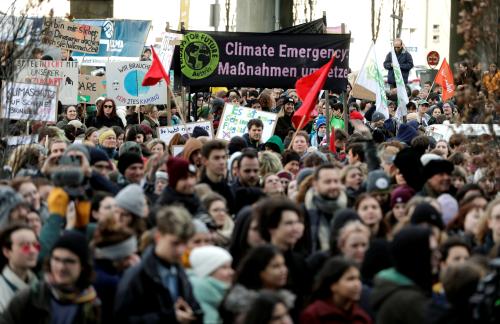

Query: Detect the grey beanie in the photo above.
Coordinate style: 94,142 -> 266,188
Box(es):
115,184 -> 146,217
366,170 -> 391,193
65,143 -> 90,161
0,187 -> 24,226
296,167 -> 314,187
119,141 -> 142,157
192,219 -> 209,234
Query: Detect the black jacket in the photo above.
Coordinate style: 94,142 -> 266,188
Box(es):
0,281 -> 100,324
242,133 -> 264,151
275,113 -> 295,141
94,115 -> 125,129
113,248 -> 203,324
383,49 -> 414,85
200,173 -> 236,216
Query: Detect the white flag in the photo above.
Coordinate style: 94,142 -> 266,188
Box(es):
391,47 -> 409,119
353,43 -> 389,119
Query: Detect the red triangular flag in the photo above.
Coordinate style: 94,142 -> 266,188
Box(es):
434,58 -> 455,102
292,56 -> 335,129
142,46 -> 170,86
329,127 -> 337,153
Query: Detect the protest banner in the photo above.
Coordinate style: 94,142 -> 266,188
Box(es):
158,121 -> 213,144
6,134 -> 39,146
78,75 -> 106,103
179,31 -> 350,90
1,82 -> 57,122
107,61 -> 168,106
426,124 -> 500,141
42,18 -> 101,54
72,19 -> 151,66
14,59 -> 79,105
158,32 -> 183,71
216,104 -> 277,142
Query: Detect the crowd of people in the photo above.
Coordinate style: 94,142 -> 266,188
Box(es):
0,41 -> 499,324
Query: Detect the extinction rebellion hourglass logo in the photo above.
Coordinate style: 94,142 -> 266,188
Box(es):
180,32 -> 220,79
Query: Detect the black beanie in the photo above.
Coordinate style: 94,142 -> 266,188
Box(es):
51,230 -> 89,266
391,227 -> 432,294
117,152 -> 143,175
410,202 -> 444,230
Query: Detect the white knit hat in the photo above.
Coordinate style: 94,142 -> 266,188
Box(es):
189,246 -> 232,277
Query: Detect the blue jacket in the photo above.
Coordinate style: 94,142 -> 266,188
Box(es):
383,50 -> 414,85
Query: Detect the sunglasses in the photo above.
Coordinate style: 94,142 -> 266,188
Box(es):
19,242 -> 41,253
103,105 -> 113,108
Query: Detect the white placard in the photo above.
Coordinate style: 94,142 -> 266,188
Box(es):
426,124 -> 500,141
158,121 -> 213,145
1,82 -> 57,122
6,134 -> 39,146
158,32 -> 182,71
172,145 -> 185,157
106,61 -> 168,106
216,104 -> 278,142
15,59 -> 79,105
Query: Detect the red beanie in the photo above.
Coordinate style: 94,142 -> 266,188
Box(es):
166,157 -> 196,188
350,111 -> 364,121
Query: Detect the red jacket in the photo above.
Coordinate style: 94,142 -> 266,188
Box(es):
300,299 -> 372,324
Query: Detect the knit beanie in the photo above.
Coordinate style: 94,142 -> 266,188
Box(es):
282,150 -> 301,166
65,143 -> 90,161
366,170 -> 391,193
182,138 -> 203,162
296,167 -> 314,187
277,171 -> 293,181
390,185 -> 415,208
192,219 -> 209,234
265,135 -> 284,154
98,129 -> 116,145
316,116 -> 327,128
192,126 -> 209,138
420,154 -> 454,180
437,194 -> 459,225
350,111 -> 364,121
139,124 -> 153,136
393,147 -> 425,192
410,202 -> 444,230
118,141 -> 142,157
51,230 -> 89,266
117,152 -> 143,175
0,187 -> 24,226
189,246 -> 233,277
396,123 -> 418,145
89,147 -> 110,165
115,184 -> 146,217
371,111 -> 386,122
166,157 -> 196,188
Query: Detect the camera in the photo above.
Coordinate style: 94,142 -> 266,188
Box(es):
51,155 -> 86,199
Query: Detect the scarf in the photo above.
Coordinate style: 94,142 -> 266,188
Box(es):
45,273 -> 97,304
312,191 -> 347,218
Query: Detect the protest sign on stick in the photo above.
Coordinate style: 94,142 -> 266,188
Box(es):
158,121 -> 213,145
1,82 -> 58,122
78,75 -> 106,103
216,104 -> 278,142
43,18 -> 101,54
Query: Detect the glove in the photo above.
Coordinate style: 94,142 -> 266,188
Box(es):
74,200 -> 91,228
47,188 -> 70,217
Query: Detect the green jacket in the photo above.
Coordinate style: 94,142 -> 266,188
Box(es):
330,116 -> 345,130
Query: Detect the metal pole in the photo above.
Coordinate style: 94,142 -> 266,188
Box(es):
343,91 -> 349,132
324,90 -> 330,147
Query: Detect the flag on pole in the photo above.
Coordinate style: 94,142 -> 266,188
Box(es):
292,56 -> 335,129
434,58 -> 455,102
142,46 -> 171,86
391,46 -> 409,119
352,43 -> 389,119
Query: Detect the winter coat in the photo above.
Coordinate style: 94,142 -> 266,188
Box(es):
113,247 -> 203,324
93,259 -> 124,323
370,268 -> 429,324
300,299 -> 372,324
94,115 -> 125,129
0,266 -> 38,312
141,117 -> 159,138
200,173 -> 236,216
189,274 -> 228,324
275,113 -> 295,141
242,133 -> 264,151
0,281 -> 100,324
383,50 -> 414,85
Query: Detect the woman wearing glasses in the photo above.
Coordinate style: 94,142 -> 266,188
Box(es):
94,98 -> 125,129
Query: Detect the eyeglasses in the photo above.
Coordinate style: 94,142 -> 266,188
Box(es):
19,242 -> 41,253
103,105 -> 113,108
51,255 -> 79,266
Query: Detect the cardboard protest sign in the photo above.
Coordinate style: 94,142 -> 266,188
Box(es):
1,82 -> 57,122
43,19 -> 101,54
158,121 -> 213,145
426,124 -> 500,141
158,32 -> 183,71
106,61 -> 168,106
216,104 -> 277,142
15,60 -> 79,105
78,75 -> 106,103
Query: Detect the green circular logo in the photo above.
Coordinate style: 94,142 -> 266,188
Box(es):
180,32 -> 219,79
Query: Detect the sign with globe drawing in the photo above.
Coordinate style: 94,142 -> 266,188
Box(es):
180,32 -> 220,80
106,61 -> 167,105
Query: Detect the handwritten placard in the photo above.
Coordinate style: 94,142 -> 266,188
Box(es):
426,124 -> 500,141
15,59 -> 79,105
78,75 -> 106,103
6,134 -> 39,146
216,104 -> 278,142
1,82 -> 57,122
158,32 -> 183,71
158,121 -> 213,145
43,18 -> 101,54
